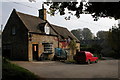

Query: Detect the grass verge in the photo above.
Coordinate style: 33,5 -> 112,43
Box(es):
2,58 -> 40,80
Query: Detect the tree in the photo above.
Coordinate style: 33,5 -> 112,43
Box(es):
68,40 -> 77,60
85,2 -> 120,20
95,30 -> 118,58
28,0 -> 120,20
108,26 -> 120,58
71,28 -> 93,40
96,31 -> 109,40
100,36 -> 113,57
82,28 -> 93,40
71,29 -> 83,40
42,2 -> 120,20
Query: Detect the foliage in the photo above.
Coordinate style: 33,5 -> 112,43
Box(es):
85,2 -> 120,20
108,26 -> 120,58
71,29 -> 83,40
82,28 -> 93,40
44,2 -> 83,19
2,58 -> 39,80
44,2 -> 120,20
100,36 -> 113,57
80,44 -> 100,53
95,26 -> 120,59
95,31 -> 113,57
69,40 -> 77,51
96,31 -> 109,40
68,40 -> 77,60
71,28 -> 93,41
80,46 -> 94,53
91,44 -> 102,54
71,26 -> 120,58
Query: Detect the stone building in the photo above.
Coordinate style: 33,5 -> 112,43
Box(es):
2,8 -> 80,61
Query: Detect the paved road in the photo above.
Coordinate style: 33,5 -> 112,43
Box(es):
12,60 -> 119,79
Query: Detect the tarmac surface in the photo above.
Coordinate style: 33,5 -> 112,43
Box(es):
12,60 -> 119,79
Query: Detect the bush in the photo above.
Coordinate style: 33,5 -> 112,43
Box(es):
93,53 -> 102,60
80,47 -> 94,53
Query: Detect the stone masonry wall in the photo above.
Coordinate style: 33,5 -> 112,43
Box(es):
28,33 -> 58,61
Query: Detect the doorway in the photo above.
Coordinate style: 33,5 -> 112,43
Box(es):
3,44 -> 11,59
32,44 -> 38,61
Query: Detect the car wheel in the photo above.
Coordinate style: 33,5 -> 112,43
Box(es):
95,59 -> 98,63
87,60 -> 91,64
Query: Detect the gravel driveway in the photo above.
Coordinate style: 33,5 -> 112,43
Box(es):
12,60 -> 119,79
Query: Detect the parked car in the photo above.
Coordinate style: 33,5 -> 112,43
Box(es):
74,51 -> 98,64
54,48 -> 67,61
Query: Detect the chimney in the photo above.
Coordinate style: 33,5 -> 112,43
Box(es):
38,4 -> 46,20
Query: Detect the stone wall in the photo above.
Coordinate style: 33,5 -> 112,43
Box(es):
28,33 -> 58,61
2,10 -> 28,60
59,42 -> 80,55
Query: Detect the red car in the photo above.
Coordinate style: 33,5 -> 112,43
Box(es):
74,51 -> 98,64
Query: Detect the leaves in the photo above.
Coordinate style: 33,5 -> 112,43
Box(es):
44,2 -> 120,20
96,31 -> 109,40
69,40 -> 77,50
71,28 -> 93,40
108,26 -> 120,58
28,0 -> 36,2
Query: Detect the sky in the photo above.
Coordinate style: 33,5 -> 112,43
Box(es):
0,0 -> 119,36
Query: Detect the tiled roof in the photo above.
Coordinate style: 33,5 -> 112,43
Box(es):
16,10 -> 45,34
51,24 -> 79,42
14,9 -> 79,42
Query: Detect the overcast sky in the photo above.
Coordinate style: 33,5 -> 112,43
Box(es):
0,0 -> 119,36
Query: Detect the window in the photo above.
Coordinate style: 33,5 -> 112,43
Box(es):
12,26 -> 16,35
45,24 -> 50,34
34,45 -> 37,51
3,44 -> 11,50
43,43 -> 52,54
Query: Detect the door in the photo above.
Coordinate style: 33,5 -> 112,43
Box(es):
32,44 -> 38,60
3,44 -> 11,59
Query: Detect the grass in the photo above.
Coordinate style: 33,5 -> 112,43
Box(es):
2,58 -> 40,80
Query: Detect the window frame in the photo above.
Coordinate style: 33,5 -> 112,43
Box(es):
42,43 -> 53,54
12,26 -> 16,35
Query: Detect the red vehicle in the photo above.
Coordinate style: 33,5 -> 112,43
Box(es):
74,51 -> 98,64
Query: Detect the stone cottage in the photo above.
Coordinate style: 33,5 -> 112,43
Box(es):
2,8 -> 80,61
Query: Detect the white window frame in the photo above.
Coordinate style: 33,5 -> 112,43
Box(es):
45,23 -> 50,34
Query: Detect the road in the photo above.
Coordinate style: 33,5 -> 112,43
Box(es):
12,60 -> 119,79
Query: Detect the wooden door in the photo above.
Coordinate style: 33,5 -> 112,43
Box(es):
32,44 -> 38,60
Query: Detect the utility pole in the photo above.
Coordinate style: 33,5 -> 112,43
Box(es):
0,24 -> 2,80
1,24 -> 3,31
118,19 -> 120,27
